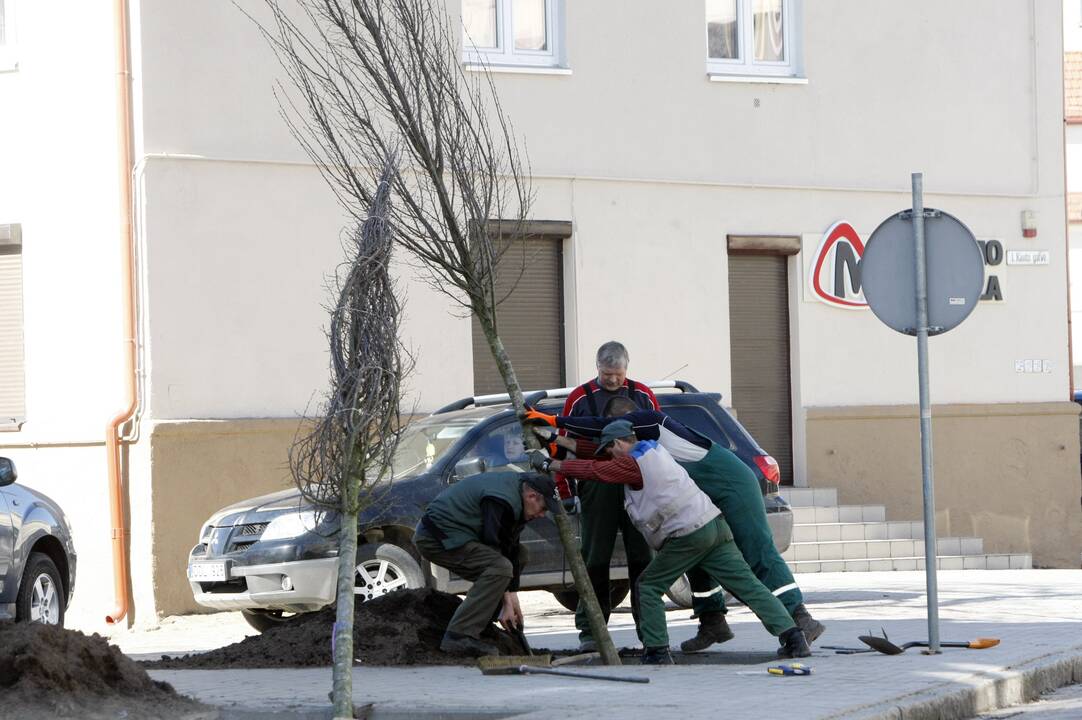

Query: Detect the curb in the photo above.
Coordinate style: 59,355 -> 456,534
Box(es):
825,646 -> 1082,720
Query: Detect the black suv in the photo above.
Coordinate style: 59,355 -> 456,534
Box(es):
187,383 -> 792,631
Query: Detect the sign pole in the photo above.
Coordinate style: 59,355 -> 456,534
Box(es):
912,171 -> 941,654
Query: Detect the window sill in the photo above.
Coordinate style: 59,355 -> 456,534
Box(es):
463,63 -> 572,76
707,73 -> 807,85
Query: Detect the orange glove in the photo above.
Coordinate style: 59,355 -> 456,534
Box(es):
523,408 -> 557,427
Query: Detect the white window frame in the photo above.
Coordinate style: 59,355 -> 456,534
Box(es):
463,0 -> 566,70
706,0 -> 802,81
0,0 -> 17,73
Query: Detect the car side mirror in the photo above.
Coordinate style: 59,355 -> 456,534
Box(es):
0,457 -> 16,487
452,457 -> 486,482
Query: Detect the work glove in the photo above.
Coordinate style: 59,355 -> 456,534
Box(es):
530,425 -> 556,443
527,448 -> 552,474
523,407 -> 557,427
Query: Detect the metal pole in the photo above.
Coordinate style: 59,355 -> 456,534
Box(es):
912,172 -> 941,654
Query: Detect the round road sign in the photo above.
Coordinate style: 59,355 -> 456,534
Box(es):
861,209 -> 984,336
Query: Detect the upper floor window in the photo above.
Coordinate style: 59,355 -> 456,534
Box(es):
462,0 -> 564,69
706,0 -> 802,79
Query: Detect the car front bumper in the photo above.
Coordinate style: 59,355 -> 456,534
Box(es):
189,557 -> 338,613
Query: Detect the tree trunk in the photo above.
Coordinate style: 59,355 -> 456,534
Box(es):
477,313 -> 621,666
332,492 -> 359,719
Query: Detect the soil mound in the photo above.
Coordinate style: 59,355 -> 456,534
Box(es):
148,588 -> 524,669
0,621 -> 210,719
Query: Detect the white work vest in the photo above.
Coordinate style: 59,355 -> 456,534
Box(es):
623,440 -> 720,550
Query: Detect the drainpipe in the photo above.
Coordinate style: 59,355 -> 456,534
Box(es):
106,0 -> 136,625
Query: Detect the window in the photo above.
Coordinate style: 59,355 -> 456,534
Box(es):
0,0 -> 17,72
0,224 -> 25,429
705,0 -> 802,79
462,0 -> 564,69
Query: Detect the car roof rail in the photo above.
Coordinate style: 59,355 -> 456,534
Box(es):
432,380 -> 700,414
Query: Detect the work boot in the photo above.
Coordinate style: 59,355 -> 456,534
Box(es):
791,604 -> 826,644
640,646 -> 675,665
577,638 -> 598,653
440,631 -> 499,656
679,612 -> 735,653
777,627 -> 812,659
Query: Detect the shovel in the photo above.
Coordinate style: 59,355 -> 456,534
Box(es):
859,630 -> 1000,655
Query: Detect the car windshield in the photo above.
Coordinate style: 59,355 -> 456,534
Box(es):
390,407 -> 505,479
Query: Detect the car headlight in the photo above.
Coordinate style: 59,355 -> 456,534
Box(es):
260,510 -> 318,541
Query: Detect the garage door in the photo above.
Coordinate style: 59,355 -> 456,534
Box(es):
728,253 -> 794,484
472,236 -> 565,395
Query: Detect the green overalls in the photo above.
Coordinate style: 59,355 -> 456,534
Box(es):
681,444 -> 803,617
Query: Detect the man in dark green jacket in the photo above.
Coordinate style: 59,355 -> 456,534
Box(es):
414,471 -> 559,655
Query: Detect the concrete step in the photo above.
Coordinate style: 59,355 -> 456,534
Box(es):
788,552 -> 1032,573
792,520 -> 925,543
781,537 -> 984,562
781,487 -> 838,507
791,504 -> 887,525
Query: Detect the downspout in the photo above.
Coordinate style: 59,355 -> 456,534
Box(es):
106,0 -> 136,625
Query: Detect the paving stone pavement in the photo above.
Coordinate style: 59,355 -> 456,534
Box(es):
130,570 -> 1082,720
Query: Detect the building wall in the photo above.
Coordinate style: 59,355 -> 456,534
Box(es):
0,0 -> 1076,631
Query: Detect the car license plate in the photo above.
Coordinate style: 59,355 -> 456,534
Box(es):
188,561 -> 229,582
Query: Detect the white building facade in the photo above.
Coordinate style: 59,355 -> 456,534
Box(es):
0,0 -> 1078,630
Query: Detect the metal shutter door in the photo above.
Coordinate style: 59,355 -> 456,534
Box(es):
472,238 -> 564,395
728,254 -> 794,484
0,251 -> 25,425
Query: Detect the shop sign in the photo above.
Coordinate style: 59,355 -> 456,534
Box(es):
807,221 -> 1006,309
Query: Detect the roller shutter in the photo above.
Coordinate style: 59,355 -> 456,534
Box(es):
472,236 -> 565,395
0,224 -> 24,427
728,254 -> 793,484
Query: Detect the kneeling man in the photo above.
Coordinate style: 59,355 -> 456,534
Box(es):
414,470 -> 559,656
534,420 -> 810,664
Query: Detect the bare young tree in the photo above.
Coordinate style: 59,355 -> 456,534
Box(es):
257,0 -> 621,665
288,159 -> 407,719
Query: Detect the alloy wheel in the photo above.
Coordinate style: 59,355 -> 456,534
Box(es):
30,573 -> 60,625
354,558 -> 410,601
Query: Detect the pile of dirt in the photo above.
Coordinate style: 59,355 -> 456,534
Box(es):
149,588 -> 525,669
0,621 -> 211,719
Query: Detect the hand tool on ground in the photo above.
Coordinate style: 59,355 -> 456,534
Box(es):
859,630 -> 1000,655
767,662 -> 812,676
478,656 -> 648,683
478,654 -> 553,675
511,619 -> 532,656
515,665 -> 650,683
551,651 -> 600,667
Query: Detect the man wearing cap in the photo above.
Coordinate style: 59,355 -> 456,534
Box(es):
557,340 -> 658,652
531,420 -> 810,664
527,398 -> 825,651
414,471 -> 559,656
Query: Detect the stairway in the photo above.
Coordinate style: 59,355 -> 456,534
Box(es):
780,487 -> 1032,573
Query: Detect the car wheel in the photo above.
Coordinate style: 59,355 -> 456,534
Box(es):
551,580 -> 631,613
665,574 -> 693,609
241,608 -> 301,633
15,552 -> 65,626
354,542 -> 425,602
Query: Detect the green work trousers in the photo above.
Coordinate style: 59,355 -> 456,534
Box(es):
681,444 -> 803,617
637,517 -> 796,649
575,480 -> 653,642
414,531 -> 511,639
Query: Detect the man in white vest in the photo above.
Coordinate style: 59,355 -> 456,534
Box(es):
533,419 -> 810,664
